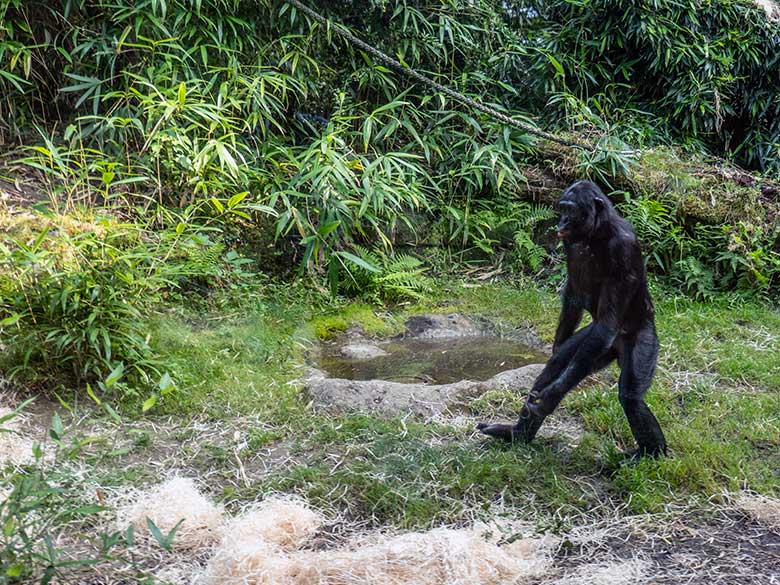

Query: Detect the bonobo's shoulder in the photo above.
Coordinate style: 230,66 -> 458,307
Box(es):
608,218 -> 639,248
612,216 -> 638,241
606,221 -> 641,268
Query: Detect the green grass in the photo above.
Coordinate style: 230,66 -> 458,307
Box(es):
144,301 -> 308,418
415,278 -> 562,340
656,295 -> 780,388
253,413 -> 603,527
100,278 -> 780,526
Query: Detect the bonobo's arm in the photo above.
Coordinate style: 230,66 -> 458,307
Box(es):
553,280 -> 583,355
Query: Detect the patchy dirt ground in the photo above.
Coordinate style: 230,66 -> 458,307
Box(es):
556,508 -> 780,584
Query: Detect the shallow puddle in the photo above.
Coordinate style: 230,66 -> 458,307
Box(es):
316,336 -> 547,384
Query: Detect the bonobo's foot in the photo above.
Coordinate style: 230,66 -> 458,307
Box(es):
476,422 -> 522,442
526,400 -> 547,419
619,445 -> 667,465
477,406 -> 546,444
525,385 -> 560,419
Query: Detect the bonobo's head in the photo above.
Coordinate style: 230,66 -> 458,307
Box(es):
556,180 -> 611,242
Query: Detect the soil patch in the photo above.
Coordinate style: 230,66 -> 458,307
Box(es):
556,509 -> 780,584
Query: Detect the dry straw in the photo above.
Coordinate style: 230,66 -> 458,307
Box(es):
551,559 -> 650,585
204,519 -> 553,585
0,406 -> 35,467
117,480 -> 554,585
116,477 -> 224,550
221,497 -> 325,550
736,492 -> 780,528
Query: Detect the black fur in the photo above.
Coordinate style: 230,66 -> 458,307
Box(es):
477,180 -> 667,458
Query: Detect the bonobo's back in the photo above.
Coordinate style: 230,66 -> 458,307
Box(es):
602,205 -> 655,333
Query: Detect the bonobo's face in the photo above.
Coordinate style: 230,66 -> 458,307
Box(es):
556,195 -> 595,242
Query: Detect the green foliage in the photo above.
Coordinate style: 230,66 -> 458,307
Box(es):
145,518 -> 182,551
269,108 -> 432,272
433,199 -> 555,273
310,302 -> 401,340
0,218 -> 166,390
0,0 -> 778,301
0,205 -> 253,398
520,0 -> 780,171
0,0 -> 586,283
340,245 -> 432,302
618,194 -> 780,299
507,203 -> 556,272
674,256 -> 717,301
0,409 -> 144,584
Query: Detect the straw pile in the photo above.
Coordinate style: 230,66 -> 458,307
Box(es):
755,0 -> 780,20
204,520 -> 552,585
736,492 -> 780,528
117,477 -> 224,550
221,497 -> 325,549
118,479 -> 554,585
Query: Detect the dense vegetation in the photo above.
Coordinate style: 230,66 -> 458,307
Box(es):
1,2 -> 780,582
2,0 -> 779,390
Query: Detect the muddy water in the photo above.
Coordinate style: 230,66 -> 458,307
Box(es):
317,336 -> 547,384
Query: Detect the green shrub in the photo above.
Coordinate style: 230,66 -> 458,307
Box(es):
1,0 -> 778,298
0,218 -> 165,390
618,195 -> 780,299
340,245 -> 432,302
520,0 -> 780,171
0,206 -> 253,398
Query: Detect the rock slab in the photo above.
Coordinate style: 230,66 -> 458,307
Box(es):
305,363 -> 545,417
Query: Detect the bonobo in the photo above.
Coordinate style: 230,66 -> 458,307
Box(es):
477,180 -> 667,459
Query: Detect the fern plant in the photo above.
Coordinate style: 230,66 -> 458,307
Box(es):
339,245 -> 431,302
617,195 -> 678,271
674,257 -> 717,301
507,203 -> 555,273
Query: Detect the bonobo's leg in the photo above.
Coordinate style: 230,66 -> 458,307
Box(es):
618,324 -> 666,458
477,324 -> 616,443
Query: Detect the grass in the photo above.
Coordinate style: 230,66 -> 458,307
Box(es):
6,276 -> 780,532
656,295 -> 780,388
256,413 -> 603,528
95,277 -> 776,529
144,299 -> 309,418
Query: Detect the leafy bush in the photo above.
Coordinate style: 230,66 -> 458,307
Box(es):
519,0 -> 780,171
618,195 -> 780,299
0,204 -> 253,397
0,219 -> 166,390
0,0 -> 592,277
0,0 -> 778,301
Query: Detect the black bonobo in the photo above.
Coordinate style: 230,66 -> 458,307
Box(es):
477,180 -> 667,459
